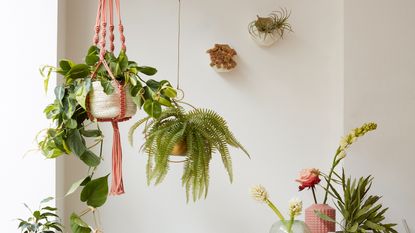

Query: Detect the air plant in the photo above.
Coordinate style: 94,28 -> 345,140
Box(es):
248,8 -> 292,39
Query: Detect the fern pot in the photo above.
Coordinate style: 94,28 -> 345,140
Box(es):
171,141 -> 187,156
251,31 -> 281,47
270,220 -> 311,233
305,204 -> 336,233
89,81 -> 137,119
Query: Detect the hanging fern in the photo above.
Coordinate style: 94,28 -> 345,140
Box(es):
129,107 -> 249,202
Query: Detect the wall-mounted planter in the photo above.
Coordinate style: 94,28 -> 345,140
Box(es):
207,44 -> 237,73
248,8 -> 292,47
251,30 -> 281,47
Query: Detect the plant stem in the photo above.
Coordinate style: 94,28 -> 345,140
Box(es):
287,215 -> 294,233
323,147 -> 341,204
265,199 -> 285,222
312,187 -> 318,204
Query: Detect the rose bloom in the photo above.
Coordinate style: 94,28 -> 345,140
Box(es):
296,168 -> 321,191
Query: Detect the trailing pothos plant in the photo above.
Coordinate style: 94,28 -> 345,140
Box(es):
37,45 -> 177,232
129,105 -> 250,202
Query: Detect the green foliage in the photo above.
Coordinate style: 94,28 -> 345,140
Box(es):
17,197 -> 63,233
326,170 -> 397,233
80,175 -> 109,208
248,8 -> 292,38
70,213 -> 91,233
129,107 -> 249,202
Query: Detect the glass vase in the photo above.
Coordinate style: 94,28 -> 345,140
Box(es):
270,220 -> 312,233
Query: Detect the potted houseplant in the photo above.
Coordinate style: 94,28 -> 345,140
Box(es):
316,171 -> 398,233
129,105 -> 249,201
251,185 -> 311,233
38,45 -> 177,229
17,197 -> 63,233
248,8 -> 292,47
207,44 -> 238,72
297,123 -> 377,233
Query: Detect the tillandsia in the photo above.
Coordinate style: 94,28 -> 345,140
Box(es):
248,8 -> 292,39
37,45 -> 178,231
17,197 -> 63,233
251,185 -> 303,232
129,106 -> 249,202
316,170 -> 397,233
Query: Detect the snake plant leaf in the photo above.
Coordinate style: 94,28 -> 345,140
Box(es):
70,213 -> 91,233
80,175 -> 109,208
314,210 -> 336,223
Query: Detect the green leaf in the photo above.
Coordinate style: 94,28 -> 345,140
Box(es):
100,78 -> 115,95
66,130 -> 86,156
75,78 -> 91,109
66,119 -> 78,129
79,150 -> 101,167
54,85 -> 65,102
59,59 -> 75,71
146,79 -> 160,91
80,129 -> 102,137
80,175 -> 109,208
365,220 -> 385,231
162,87 -> 177,98
66,64 -> 90,80
118,50 -> 129,72
157,96 -> 173,107
138,66 -> 157,76
314,210 -> 336,223
40,197 -> 54,204
347,222 -> 358,232
143,99 -> 162,118
66,177 -> 90,196
70,213 -> 91,233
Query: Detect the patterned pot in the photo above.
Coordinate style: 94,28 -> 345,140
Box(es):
305,204 -> 336,233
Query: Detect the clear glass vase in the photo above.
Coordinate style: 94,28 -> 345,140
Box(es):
270,220 -> 312,233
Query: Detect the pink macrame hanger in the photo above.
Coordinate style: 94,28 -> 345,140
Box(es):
89,0 -> 129,196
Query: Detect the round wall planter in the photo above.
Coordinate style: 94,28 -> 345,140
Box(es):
251,30 -> 281,47
88,81 -> 137,119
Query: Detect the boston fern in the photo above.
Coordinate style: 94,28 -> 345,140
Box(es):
318,170 -> 397,233
17,197 -> 63,233
129,107 -> 249,201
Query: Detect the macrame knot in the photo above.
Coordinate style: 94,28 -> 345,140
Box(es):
118,24 -> 124,32
93,35 -> 100,45
120,34 -> 126,43
95,25 -> 100,33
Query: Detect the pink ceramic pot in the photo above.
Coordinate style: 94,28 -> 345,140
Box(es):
305,204 -> 336,233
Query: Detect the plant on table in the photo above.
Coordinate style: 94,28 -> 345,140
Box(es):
17,197 -> 63,233
129,106 -> 249,201
318,170 -> 398,233
251,185 -> 309,233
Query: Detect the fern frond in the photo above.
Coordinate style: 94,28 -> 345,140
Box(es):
128,116 -> 150,146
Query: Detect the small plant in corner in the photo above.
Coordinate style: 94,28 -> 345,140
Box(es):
17,197 -> 63,233
207,44 -> 237,72
248,8 -> 292,46
129,106 -> 249,201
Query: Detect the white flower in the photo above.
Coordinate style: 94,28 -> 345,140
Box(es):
288,198 -> 302,217
251,185 -> 269,202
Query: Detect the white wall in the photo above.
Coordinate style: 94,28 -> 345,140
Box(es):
0,0 -> 57,232
344,0 -> 415,232
62,0 -> 343,232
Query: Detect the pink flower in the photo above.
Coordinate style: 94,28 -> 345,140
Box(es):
296,168 -> 321,191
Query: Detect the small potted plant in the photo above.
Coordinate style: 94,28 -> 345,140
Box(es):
129,105 -> 249,201
248,8 -> 292,47
17,197 -> 63,233
251,185 -> 311,233
317,171 -> 398,233
207,44 -> 237,72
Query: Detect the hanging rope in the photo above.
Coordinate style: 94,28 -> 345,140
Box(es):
175,0 -> 185,100
89,0 -> 130,196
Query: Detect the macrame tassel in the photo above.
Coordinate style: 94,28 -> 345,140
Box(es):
110,120 -> 125,195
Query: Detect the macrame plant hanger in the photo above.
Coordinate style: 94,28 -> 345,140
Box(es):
88,0 -> 128,196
